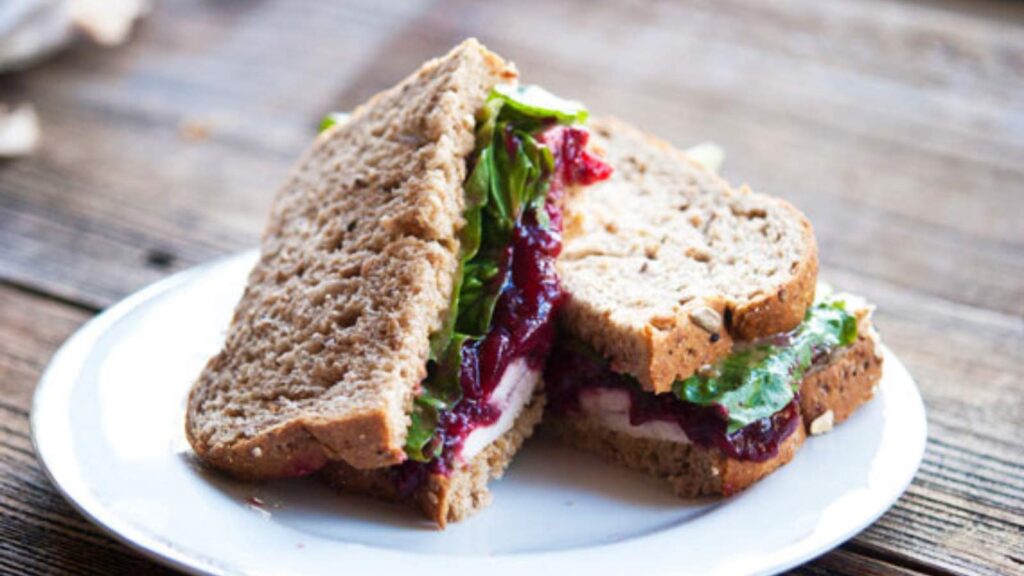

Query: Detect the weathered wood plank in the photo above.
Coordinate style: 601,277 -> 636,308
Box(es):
0,284 -> 178,575
0,286 -> 90,407
1,0 -> 1022,315
789,547 -> 932,575
0,0 -> 433,309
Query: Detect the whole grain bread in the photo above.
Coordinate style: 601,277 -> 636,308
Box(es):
546,329 -> 882,496
801,330 -> 883,435
559,118 -> 818,392
186,39 -> 518,478
321,392 -> 545,527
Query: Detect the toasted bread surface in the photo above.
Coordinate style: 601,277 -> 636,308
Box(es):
321,392 -> 544,527
559,118 -> 818,392
186,39 -> 518,478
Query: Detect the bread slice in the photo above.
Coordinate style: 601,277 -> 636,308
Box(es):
321,392 -> 545,527
801,325 -> 884,436
186,39 -> 519,479
559,117 -> 818,393
545,333 -> 881,497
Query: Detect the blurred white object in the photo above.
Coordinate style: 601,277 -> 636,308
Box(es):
72,0 -> 150,46
0,104 -> 40,157
0,0 -> 150,72
684,142 -> 725,175
0,1 -> 71,71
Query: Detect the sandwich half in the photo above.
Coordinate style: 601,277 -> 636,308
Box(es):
545,118 -> 883,496
186,39 -> 612,525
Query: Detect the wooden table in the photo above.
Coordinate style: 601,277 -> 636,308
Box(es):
1,0 -> 1021,573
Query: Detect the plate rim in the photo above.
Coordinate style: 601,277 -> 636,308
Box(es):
30,252 -> 254,576
30,250 -> 928,576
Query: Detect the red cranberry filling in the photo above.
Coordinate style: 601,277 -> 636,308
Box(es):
392,127 -> 611,491
545,341 -> 801,462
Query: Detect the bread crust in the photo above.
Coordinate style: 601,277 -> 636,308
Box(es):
320,393 -> 545,527
729,197 -> 819,341
800,334 -> 883,433
186,39 -> 518,479
560,118 -> 819,393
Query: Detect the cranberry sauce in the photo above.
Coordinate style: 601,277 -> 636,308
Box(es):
545,341 -> 801,462
393,126 -> 612,488
428,209 -> 563,472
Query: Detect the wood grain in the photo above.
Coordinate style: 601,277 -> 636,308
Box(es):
0,284 -> 178,575
790,547 -> 936,576
0,0 -> 1021,574
0,0 -> 433,309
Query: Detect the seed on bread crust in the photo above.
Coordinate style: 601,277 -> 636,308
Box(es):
809,410 -> 835,435
697,363 -> 720,378
690,306 -> 722,334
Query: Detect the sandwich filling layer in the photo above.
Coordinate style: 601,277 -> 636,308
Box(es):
546,294 -> 862,462
393,86 -> 612,492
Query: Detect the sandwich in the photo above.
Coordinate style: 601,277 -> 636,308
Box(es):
185,39 -> 612,526
544,118 -> 883,496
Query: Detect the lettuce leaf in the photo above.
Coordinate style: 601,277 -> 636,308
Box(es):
405,85 -> 585,462
318,112 -> 349,132
405,334 -> 467,461
673,296 -> 859,432
491,84 -> 588,125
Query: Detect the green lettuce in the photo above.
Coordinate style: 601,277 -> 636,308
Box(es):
673,296 -> 859,433
405,85 -> 586,462
318,112 -> 349,132
491,84 -> 588,125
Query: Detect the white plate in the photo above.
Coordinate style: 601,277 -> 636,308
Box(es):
32,251 -> 927,576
